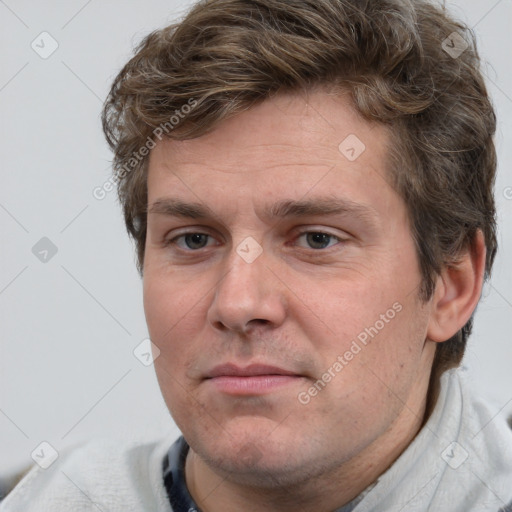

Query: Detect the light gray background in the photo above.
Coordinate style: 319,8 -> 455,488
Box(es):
1,0 -> 511,474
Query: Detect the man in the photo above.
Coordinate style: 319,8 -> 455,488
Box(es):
2,0 -> 511,511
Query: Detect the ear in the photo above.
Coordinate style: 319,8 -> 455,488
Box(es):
427,229 -> 487,343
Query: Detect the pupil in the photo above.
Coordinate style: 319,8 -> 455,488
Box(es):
186,234 -> 207,249
307,233 -> 330,249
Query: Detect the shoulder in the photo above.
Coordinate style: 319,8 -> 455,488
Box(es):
0,437 -> 175,512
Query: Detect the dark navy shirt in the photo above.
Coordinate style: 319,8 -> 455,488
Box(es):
163,436 -> 198,512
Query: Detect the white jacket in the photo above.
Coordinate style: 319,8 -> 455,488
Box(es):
2,368 -> 512,512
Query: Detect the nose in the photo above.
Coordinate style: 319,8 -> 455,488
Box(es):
206,243 -> 287,334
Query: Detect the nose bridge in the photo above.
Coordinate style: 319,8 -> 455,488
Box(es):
218,240 -> 267,309
207,238 -> 285,332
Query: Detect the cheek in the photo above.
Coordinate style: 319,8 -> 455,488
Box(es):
333,300 -> 428,407
144,276 -> 207,417
298,272 -> 424,391
143,274 -> 208,376
294,275 -> 389,351
144,269 -> 198,332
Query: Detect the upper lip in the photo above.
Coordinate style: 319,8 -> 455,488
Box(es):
205,363 -> 301,379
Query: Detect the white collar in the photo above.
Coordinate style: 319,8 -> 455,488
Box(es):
348,369 -> 512,511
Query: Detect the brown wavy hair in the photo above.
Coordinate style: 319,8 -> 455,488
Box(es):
102,0 -> 498,417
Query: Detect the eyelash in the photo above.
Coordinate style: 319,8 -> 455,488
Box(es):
165,230 -> 346,252
166,233 -> 218,251
293,231 -> 344,250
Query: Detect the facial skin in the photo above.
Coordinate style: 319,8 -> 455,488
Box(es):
143,89 -> 485,512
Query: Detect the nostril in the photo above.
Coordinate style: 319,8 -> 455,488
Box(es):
243,318 -> 271,333
210,317 -> 270,334
211,319 -> 229,331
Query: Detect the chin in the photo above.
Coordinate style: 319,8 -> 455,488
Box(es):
203,450 -> 308,488
188,427 -> 328,488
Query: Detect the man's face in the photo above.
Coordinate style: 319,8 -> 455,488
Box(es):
143,90 -> 436,485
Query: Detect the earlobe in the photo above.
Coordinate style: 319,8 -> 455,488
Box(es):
426,229 -> 486,343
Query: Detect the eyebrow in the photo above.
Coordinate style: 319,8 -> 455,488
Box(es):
148,197 -> 380,225
266,198 -> 379,223
148,198 -> 211,219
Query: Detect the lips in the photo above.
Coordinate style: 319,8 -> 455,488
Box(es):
204,363 -> 303,395
206,363 -> 300,379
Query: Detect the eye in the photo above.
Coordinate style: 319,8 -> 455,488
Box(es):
296,231 -> 342,250
170,233 -> 215,250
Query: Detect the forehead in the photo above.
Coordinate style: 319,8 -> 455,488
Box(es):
147,89 -> 398,220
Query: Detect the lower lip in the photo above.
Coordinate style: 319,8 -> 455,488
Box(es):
207,375 -> 301,395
